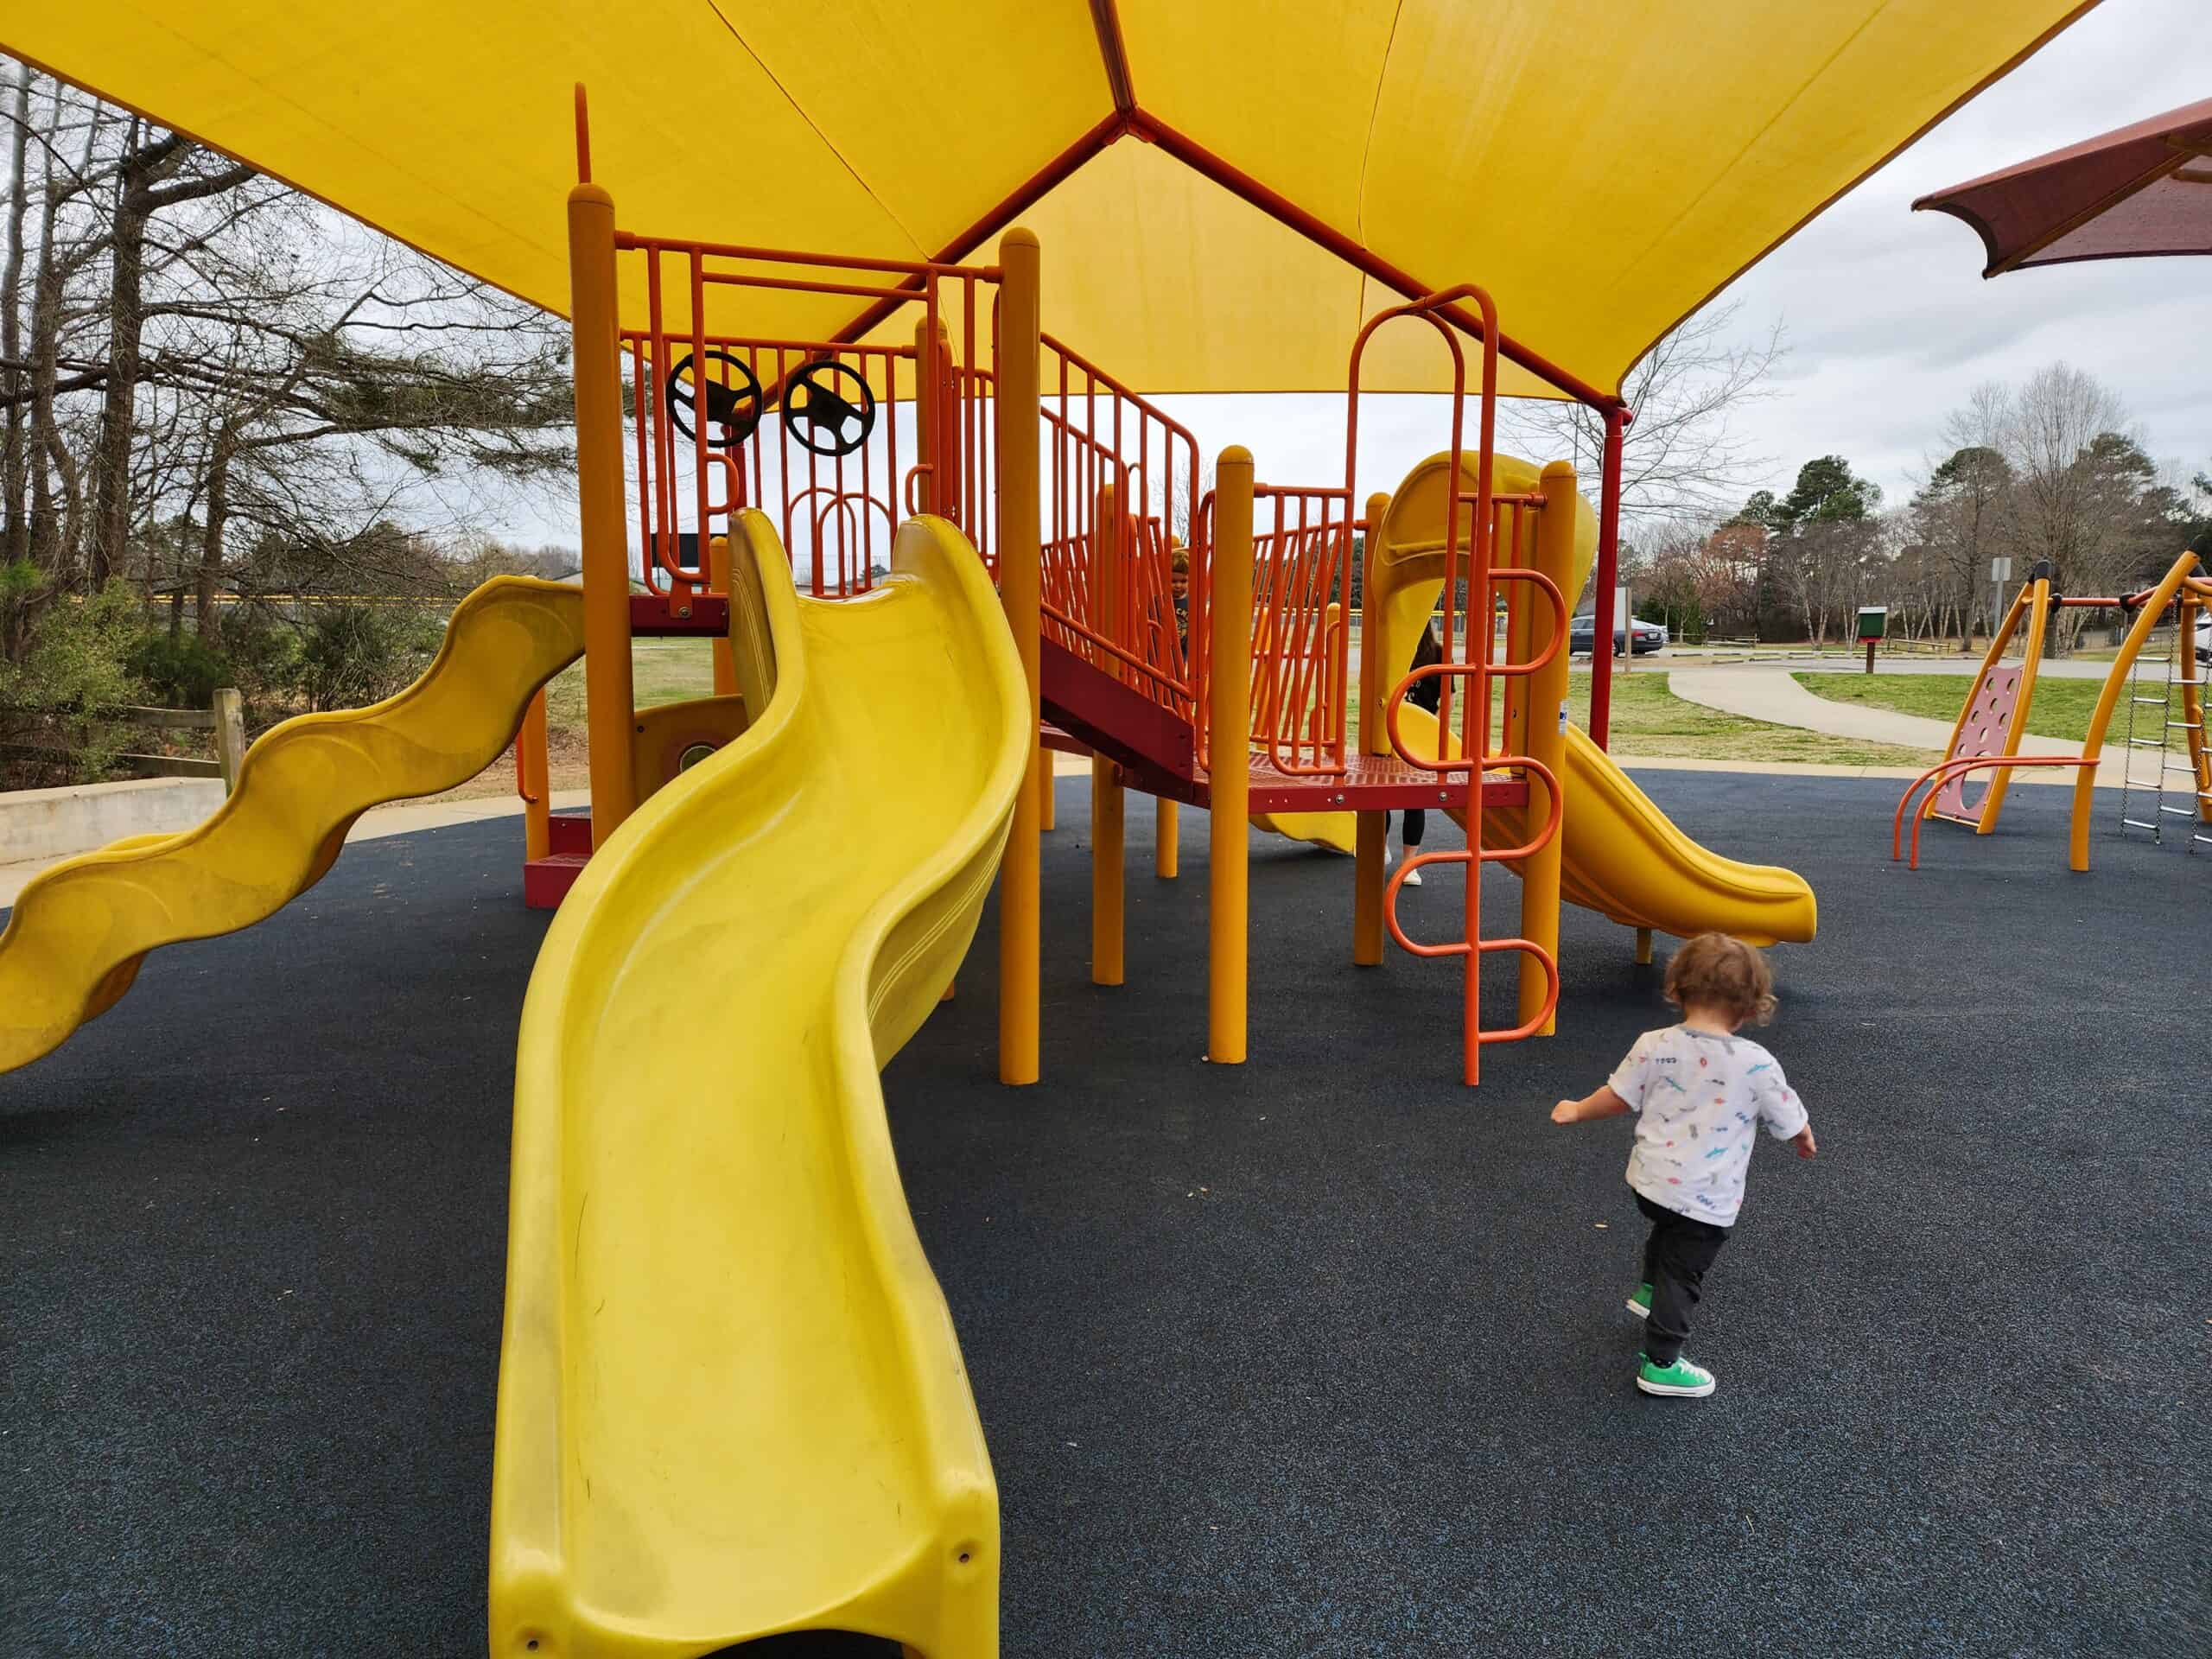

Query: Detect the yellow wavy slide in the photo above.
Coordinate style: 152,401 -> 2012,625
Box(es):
1257,452 -> 1815,945
491,510 -> 1023,1656
0,576 -> 586,1073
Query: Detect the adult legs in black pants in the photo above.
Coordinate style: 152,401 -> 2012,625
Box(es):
1636,1192 -> 1731,1366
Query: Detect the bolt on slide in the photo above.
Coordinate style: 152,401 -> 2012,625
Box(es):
490,511 -> 1027,1656
0,577 -> 588,1073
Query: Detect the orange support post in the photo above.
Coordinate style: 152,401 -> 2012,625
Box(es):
518,689 -> 551,862
1353,490 -> 1391,966
1519,463 -> 1575,1034
708,535 -> 737,698
1209,448 -> 1254,1063
1090,479 -> 1125,987
995,229 -> 1043,1084
568,180 -> 637,847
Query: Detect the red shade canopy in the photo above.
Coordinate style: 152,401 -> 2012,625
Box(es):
1916,96 -> 2212,276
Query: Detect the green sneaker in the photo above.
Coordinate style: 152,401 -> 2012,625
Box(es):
1637,1352 -> 1716,1398
1625,1281 -> 1652,1320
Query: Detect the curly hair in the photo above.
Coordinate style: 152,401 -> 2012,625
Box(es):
1662,932 -> 1777,1027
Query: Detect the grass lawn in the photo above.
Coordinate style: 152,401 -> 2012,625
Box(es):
1346,669 -> 1935,767
418,639 -> 721,804
1793,670 -> 2201,754
1570,671 -> 1935,767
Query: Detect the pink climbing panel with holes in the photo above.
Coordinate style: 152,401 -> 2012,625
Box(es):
1931,664 -> 2023,822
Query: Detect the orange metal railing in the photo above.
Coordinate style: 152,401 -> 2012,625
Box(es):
1249,487 -> 1357,778
1033,335 -> 1201,715
612,233 -> 1002,598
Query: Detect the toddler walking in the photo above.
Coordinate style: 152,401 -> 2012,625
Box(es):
1551,932 -> 1815,1398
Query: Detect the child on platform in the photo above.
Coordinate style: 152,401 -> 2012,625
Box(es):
1550,933 -> 1816,1399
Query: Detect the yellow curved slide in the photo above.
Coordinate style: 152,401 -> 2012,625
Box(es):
1255,451 -> 1815,944
491,510 -> 1023,1656
0,576 -> 586,1072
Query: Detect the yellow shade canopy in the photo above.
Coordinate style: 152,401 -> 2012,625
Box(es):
3,0 -> 2095,397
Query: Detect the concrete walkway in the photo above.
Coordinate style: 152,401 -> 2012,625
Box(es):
0,787 -> 593,909
1668,665 -> 2133,788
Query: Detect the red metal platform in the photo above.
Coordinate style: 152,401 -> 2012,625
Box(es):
523,813 -> 594,910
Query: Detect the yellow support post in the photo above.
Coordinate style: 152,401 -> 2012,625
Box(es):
2184,585 -> 2212,824
1210,447 -> 1254,1064
1518,462 -> 1576,1036
567,181 -> 637,849
708,534 -> 737,698
1354,491 -> 1391,966
1090,479 -> 1125,986
518,689 -> 551,863
1976,577 -> 2050,835
1635,927 -> 1654,966
1039,745 -> 1057,830
995,229 -> 1043,1084
2071,551 -> 2201,871
1155,798 -> 1179,878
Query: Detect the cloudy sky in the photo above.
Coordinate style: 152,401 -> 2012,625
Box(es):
497,0 -> 2209,547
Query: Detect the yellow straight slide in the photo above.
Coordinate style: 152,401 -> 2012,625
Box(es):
0,576 -> 585,1073
1254,713 -> 1814,946
1254,451 -> 1814,945
491,511 -> 1024,1656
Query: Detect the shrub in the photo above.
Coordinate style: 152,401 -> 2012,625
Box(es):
288,603 -> 439,712
128,630 -> 235,709
0,586 -> 147,786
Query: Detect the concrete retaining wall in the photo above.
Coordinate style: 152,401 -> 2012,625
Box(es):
0,777 -> 226,865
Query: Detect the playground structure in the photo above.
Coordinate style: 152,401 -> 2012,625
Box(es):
0,94 -> 1827,1656
1894,550 -> 2212,868
0,2 -> 2121,1649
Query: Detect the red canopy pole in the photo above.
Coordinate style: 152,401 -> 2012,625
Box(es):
1589,405 -> 1626,750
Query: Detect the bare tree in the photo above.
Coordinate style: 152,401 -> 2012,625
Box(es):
1502,298 -> 1787,519
0,59 -> 574,658
2000,364 -> 2158,650
1911,381 -> 2014,648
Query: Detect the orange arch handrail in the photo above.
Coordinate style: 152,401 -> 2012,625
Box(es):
1893,753 -> 2094,868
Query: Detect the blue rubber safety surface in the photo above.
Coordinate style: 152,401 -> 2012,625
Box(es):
2,774 -> 2205,1657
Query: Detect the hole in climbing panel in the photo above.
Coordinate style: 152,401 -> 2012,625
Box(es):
678,741 -> 719,772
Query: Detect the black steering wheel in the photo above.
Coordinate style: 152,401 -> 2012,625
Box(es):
785,360 -> 876,458
664,349 -> 764,448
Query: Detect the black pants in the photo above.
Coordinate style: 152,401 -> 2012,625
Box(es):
1636,1192 -> 1730,1366
1396,808 -> 1426,847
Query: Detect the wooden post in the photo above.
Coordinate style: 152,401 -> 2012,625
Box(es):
568,181 -> 637,847
212,687 -> 247,792
995,229 -> 1043,1084
1209,448 -> 1254,1063
1090,479 -> 1125,986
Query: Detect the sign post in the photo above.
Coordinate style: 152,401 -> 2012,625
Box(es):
1855,605 -> 1888,674
1990,556 -> 2012,644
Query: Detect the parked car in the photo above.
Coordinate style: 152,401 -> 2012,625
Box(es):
2196,611 -> 2210,668
1568,615 -> 1667,656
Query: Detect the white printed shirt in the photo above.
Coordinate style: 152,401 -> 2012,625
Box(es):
1608,1025 -> 1808,1227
